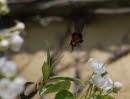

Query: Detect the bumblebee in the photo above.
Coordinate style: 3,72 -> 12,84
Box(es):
70,32 -> 83,50
70,18 -> 85,50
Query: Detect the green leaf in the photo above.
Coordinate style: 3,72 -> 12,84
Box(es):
95,95 -> 115,99
45,81 -> 71,94
47,46 -> 51,67
42,62 -> 50,81
49,76 -> 85,86
55,90 -> 76,99
39,84 -> 53,96
50,55 -> 63,70
40,81 -> 71,95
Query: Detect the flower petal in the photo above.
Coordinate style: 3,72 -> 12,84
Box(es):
88,58 -> 106,74
104,86 -> 112,92
114,82 -> 122,89
10,32 -> 24,52
2,61 -> 16,77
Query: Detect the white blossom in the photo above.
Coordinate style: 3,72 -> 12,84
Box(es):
114,82 -> 122,90
0,39 -> 9,51
15,22 -> 25,30
0,78 -> 25,99
2,61 -> 16,77
0,56 -> 6,68
88,58 -> 107,74
92,74 -> 113,89
104,86 -> 113,92
88,58 -> 122,95
10,32 -> 24,52
0,57 -> 16,77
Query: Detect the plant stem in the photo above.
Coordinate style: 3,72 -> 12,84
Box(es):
91,91 -> 98,98
88,84 -> 93,98
80,85 -> 90,99
84,85 -> 91,99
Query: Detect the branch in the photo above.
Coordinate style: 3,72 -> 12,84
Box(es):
106,47 -> 130,64
93,8 -> 130,14
36,0 -> 110,10
7,0 -> 111,19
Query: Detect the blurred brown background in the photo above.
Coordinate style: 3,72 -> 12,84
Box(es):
9,15 -> 130,99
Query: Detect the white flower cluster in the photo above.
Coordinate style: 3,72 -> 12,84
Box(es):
0,56 -> 16,77
0,57 -> 25,99
13,21 -> 25,31
88,58 -> 122,94
0,21 -> 25,99
0,22 -> 25,52
0,78 -> 25,99
0,0 -> 9,15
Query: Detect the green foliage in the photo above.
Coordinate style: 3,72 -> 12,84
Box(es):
94,95 -> 115,99
39,84 -> 53,96
47,46 -> 51,67
50,55 -> 63,70
45,81 -> 71,94
39,81 -> 71,96
42,62 -> 50,81
113,87 -> 119,93
55,90 -> 76,99
40,45 -> 84,98
42,45 -> 63,82
49,76 -> 85,86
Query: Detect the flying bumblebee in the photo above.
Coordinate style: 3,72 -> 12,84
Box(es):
70,18 -> 85,50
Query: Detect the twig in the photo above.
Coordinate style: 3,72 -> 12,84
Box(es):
23,77 -> 42,99
36,0 -> 110,10
94,8 -> 130,14
20,82 -> 34,99
10,0 -> 130,19
106,47 -> 130,64
27,89 -> 38,99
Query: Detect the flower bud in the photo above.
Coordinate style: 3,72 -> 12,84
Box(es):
10,33 -> 24,52
12,77 -> 25,93
0,39 -> 9,51
15,22 -> 25,30
2,61 -> 16,77
114,82 -> 122,90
